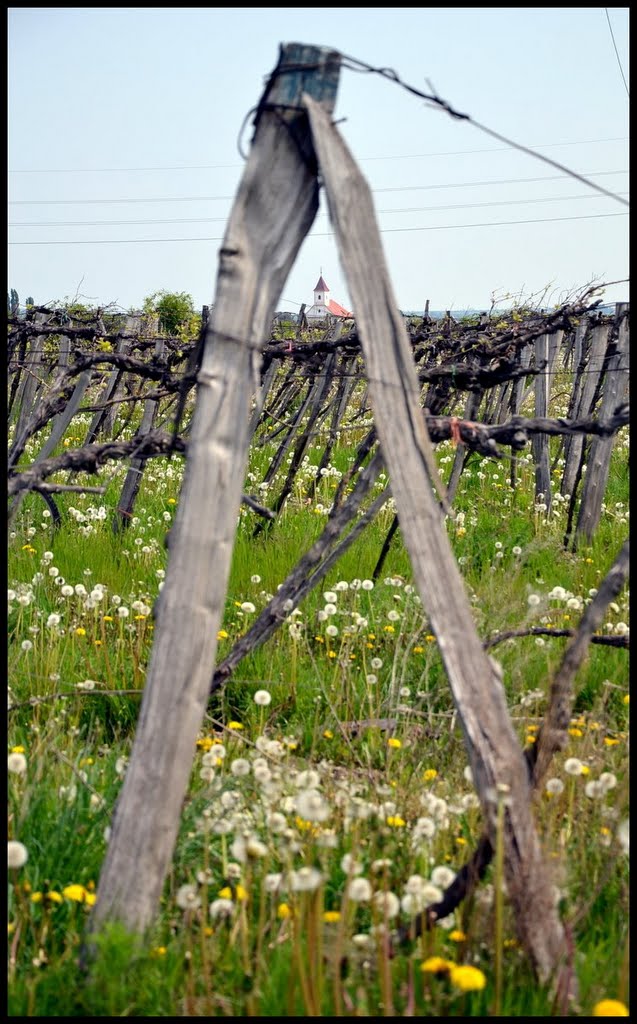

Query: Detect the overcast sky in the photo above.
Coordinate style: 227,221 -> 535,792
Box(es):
8,7 -> 629,315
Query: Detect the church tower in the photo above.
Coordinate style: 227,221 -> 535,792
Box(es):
312,274 -> 329,317
306,272 -> 353,322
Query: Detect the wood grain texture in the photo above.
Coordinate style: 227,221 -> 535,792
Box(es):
90,44 -> 341,937
304,92 -> 570,988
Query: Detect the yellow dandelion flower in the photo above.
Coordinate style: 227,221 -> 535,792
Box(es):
589,721 -> 601,730
167,498 -> 176,505
75,627 -> 86,636
150,946 -> 167,957
235,885 -> 248,902
386,815 -> 405,828
592,999 -> 629,1016
323,730 -> 333,739
11,746 -> 25,754
526,724 -> 539,732
421,956 -> 454,974
63,884 -> 90,903
622,694 -> 629,705
383,624 -> 395,633
569,728 -> 583,738
8,922 -> 15,935
600,826 -> 611,836
103,615 -> 113,622
580,765 -> 591,775
30,892 -> 43,903
328,650 -> 337,658
425,634 -> 436,643
449,929 -> 467,942
217,629 -> 229,640
323,910 -> 341,923
204,926 -> 213,937
449,964 -> 487,992
455,836 -> 467,846
423,769 -> 438,781
413,645 -> 424,653
277,902 -> 292,919
218,886 -> 232,899
526,734 -> 537,744
197,736 -> 213,751
93,640 -> 102,646
228,721 -> 244,730
45,891 -> 63,904
604,737 -> 620,747
503,938 -> 519,949
387,738 -> 402,749
366,642 -> 374,649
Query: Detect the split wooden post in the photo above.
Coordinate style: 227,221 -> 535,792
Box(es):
89,43 -> 341,938
303,92 -> 571,989
574,304 -> 629,544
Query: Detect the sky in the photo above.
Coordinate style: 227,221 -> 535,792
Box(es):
8,7 -> 630,316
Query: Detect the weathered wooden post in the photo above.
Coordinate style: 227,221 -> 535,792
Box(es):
113,329 -> 166,532
532,332 -> 553,512
84,314 -> 139,445
574,304 -> 629,544
303,92 -> 571,990
89,43 -> 341,937
560,318 -> 609,499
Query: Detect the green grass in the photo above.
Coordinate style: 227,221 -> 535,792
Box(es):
7,398 -> 630,1017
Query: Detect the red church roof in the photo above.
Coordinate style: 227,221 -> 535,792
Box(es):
314,275 -> 329,292
327,298 -> 353,318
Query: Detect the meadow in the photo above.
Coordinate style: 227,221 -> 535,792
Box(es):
7,333 -> 630,1017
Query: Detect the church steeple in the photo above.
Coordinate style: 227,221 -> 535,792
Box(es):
313,275 -> 329,308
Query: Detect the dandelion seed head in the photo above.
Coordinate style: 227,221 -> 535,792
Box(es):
8,841 -> 28,869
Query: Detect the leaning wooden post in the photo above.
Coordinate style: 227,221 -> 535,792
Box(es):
574,304 -> 629,545
89,44 -> 341,937
303,94 -> 571,991
112,330 -> 166,532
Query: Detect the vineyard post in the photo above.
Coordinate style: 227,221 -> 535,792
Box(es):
303,91 -> 573,992
88,43 -> 341,940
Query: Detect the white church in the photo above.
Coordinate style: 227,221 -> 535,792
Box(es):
305,274 -> 353,322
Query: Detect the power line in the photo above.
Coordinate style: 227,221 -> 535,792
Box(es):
7,211 -> 628,246
7,136 -> 629,174
8,169 -> 629,206
604,8 -> 629,96
9,191 -> 630,229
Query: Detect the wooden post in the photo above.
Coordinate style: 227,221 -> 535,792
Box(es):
34,318 -> 98,464
532,333 -> 552,512
303,92 -> 571,989
112,331 -> 166,532
560,320 -> 609,499
84,315 -> 138,445
89,43 -> 341,938
574,305 -> 629,544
